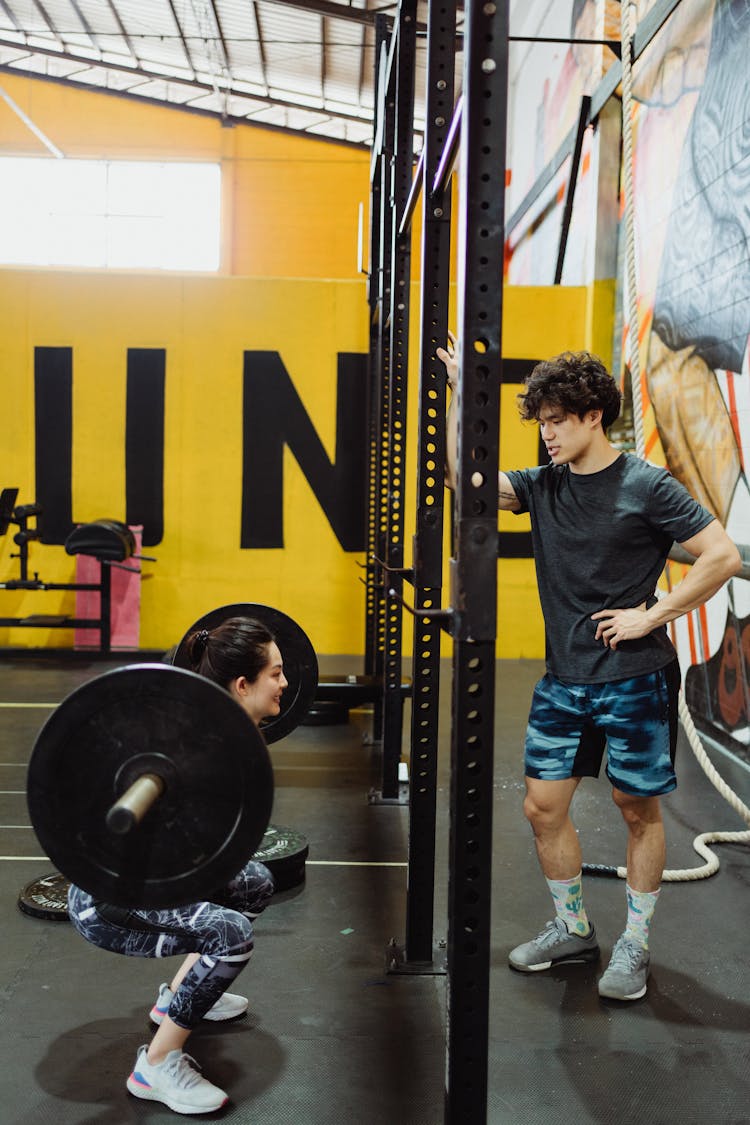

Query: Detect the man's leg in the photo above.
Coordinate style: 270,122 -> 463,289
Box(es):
598,790 -> 664,1001
524,776 -> 582,879
613,789 -> 665,893
509,776 -> 600,971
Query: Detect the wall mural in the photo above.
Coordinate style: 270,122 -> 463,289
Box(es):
626,0 -> 750,762
506,0 -> 621,284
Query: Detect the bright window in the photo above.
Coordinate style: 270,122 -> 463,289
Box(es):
0,158 -> 221,271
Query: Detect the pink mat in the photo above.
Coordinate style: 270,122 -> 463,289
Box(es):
74,525 -> 143,650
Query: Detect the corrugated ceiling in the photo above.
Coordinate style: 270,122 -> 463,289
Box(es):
0,0 -> 453,149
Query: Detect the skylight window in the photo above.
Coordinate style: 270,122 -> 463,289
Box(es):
0,158 -> 221,271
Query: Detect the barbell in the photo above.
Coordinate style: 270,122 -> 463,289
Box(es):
25,604 -> 319,912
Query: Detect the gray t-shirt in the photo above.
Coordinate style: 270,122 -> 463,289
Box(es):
505,453 -> 715,683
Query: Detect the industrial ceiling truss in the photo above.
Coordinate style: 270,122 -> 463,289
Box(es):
0,0 -> 447,148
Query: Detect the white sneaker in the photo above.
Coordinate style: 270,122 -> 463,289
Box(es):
150,982 -> 249,1026
127,1044 -> 228,1114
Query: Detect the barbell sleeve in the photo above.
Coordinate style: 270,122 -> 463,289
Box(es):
106,773 -> 165,835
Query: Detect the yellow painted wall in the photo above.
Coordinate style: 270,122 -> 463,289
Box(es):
0,270 -> 369,654
498,285 -> 590,658
0,76 -> 607,658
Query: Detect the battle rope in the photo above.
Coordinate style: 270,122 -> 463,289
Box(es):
585,2 -> 750,881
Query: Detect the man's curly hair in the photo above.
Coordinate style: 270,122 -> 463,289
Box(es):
517,351 -> 622,431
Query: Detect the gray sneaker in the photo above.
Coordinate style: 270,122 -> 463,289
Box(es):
127,1044 -> 228,1114
509,917 -> 599,972
598,933 -> 650,1000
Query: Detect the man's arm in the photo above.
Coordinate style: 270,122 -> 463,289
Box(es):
591,519 -> 742,649
437,338 -> 521,511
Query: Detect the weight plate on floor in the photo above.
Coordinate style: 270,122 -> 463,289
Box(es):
171,603 -> 319,744
16,825 -> 308,920
27,664 -> 274,910
254,823 -> 308,890
17,870 -> 71,921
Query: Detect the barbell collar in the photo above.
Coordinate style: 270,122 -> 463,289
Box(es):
106,772 -> 165,835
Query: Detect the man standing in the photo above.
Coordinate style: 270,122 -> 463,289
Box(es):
439,343 -> 741,1000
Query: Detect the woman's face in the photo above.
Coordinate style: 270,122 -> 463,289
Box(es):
231,641 -> 288,725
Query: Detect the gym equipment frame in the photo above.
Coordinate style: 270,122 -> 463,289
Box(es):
0,492 -> 128,653
365,2 -> 509,1120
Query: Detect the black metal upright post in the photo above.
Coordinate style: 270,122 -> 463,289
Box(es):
402,0 -> 457,965
445,0 -> 509,1121
368,22 -> 397,744
365,15 -> 391,684
376,0 -> 417,800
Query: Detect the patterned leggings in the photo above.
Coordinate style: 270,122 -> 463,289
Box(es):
67,860 -> 274,1029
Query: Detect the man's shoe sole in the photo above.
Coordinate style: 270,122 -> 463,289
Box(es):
510,944 -> 600,972
598,981 -> 647,1000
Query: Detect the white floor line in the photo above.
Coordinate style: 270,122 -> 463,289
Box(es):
1,855 -> 50,860
307,860 -> 407,867
0,702 -> 57,708
0,855 -> 408,866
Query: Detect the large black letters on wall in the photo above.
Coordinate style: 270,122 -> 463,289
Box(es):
30,347 -> 372,553
241,351 -> 368,551
35,347 -> 74,544
126,348 -> 165,548
29,348 -> 538,558
33,346 -> 166,547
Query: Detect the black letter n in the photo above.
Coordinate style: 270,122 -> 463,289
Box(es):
241,351 -> 367,551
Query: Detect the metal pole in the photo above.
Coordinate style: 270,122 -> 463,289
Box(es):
377,0 -> 417,800
364,15 -> 390,680
370,26 -> 397,738
403,0 -> 457,966
445,0 -> 509,1119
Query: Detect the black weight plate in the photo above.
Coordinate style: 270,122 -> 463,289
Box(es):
254,824 -> 308,891
254,823 -> 308,867
171,603 -> 318,745
27,664 -> 274,910
18,870 -> 71,921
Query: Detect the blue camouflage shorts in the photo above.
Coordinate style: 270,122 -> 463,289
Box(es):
524,661 -> 681,797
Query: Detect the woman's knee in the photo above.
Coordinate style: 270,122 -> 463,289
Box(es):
251,862 -> 275,913
224,860 -> 275,916
200,909 -> 255,960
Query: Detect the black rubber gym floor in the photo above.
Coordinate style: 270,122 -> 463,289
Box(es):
1,652 -> 748,1124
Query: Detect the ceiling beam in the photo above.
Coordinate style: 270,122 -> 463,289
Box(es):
266,0 -> 427,34
320,13 -> 326,99
207,0 -> 232,71
0,38 -> 374,126
29,0 -> 65,50
103,0 -> 141,65
68,0 -> 103,53
357,20 -> 366,107
166,0 -> 198,79
249,0 -> 269,97
269,0 -> 386,28
0,60 -> 371,147
0,1 -> 20,31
